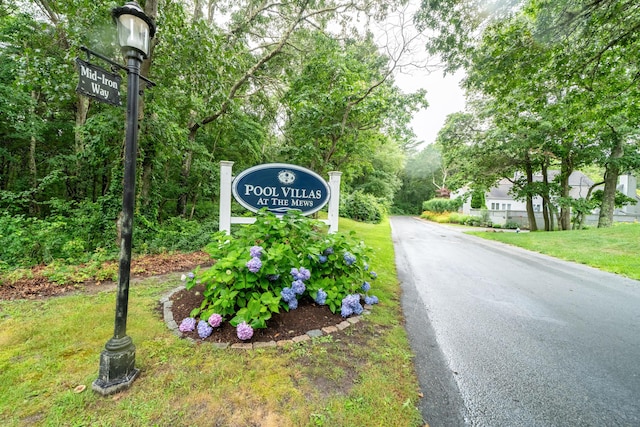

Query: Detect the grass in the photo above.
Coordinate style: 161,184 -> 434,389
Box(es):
0,217 -> 424,427
468,222 -> 640,280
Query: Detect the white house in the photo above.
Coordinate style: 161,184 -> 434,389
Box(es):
456,170 -> 596,215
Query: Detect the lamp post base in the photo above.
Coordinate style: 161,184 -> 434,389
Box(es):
92,336 -> 139,396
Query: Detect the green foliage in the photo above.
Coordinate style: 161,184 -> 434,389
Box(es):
504,221 -> 521,230
421,198 -> 463,213
134,216 -> 219,254
470,188 -> 486,209
186,211 -> 377,329
0,199 -> 218,270
341,191 -> 384,224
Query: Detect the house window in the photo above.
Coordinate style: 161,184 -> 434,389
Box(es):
491,202 -> 499,210
534,204 -> 541,212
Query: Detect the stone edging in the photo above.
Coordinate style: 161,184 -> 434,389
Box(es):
160,285 -> 370,349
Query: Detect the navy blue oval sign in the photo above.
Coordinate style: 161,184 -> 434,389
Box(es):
232,163 -> 330,215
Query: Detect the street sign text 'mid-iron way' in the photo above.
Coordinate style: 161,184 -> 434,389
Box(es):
76,58 -> 121,106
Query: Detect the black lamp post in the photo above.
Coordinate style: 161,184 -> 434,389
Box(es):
92,1 -> 155,396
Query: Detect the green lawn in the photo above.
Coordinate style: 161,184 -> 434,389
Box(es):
469,222 -> 640,280
0,217 -> 423,427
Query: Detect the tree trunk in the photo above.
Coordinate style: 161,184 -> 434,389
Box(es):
524,154 -> 538,231
541,161 -> 552,231
559,157 -> 572,230
176,133 -> 195,217
598,133 -> 623,228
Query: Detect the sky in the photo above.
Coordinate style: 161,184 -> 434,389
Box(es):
368,0 -> 468,149
395,69 -> 467,148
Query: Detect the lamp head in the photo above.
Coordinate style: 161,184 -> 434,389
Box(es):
112,1 -> 156,58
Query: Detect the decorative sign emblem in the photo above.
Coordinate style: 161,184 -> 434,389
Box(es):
75,58 -> 121,106
232,163 -> 330,215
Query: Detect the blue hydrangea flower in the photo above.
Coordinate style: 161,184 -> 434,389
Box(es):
343,252 -> 356,266
340,304 -> 353,317
208,313 -> 223,328
315,289 -> 327,305
281,287 -> 295,302
353,303 -> 364,315
187,272 -> 195,279
361,281 -> 371,292
290,267 -> 311,281
246,257 -> 262,273
179,317 -> 196,332
363,262 -> 369,271
236,322 -> 254,340
288,298 -> 298,310
250,245 -> 264,258
323,247 -> 334,255
340,294 -> 363,317
370,271 -> 377,279
197,320 -> 213,339
292,279 -> 306,295
318,255 -> 327,264
365,295 -> 379,305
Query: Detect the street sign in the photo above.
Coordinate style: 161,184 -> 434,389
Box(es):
76,58 -> 121,106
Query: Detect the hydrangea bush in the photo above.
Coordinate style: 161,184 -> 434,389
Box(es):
184,210 -> 379,332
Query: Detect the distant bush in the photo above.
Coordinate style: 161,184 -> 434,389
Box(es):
420,211 -> 451,223
342,191 -> 384,224
504,221 -> 520,230
422,198 -> 462,213
448,213 -> 474,224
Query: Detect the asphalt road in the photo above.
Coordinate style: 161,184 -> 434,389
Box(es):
391,216 -> 640,427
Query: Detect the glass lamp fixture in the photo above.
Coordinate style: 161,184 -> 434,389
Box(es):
112,2 -> 156,57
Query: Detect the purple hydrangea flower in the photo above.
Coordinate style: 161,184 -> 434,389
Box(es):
315,289 -> 327,305
187,272 -> 195,279
267,274 -> 280,282
208,313 -> 223,328
341,304 -> 353,317
236,322 -> 254,340
318,255 -> 327,264
370,271 -> 377,279
246,257 -> 262,273
290,267 -> 311,281
323,247 -> 334,255
343,252 -> 356,266
292,279 -> 306,295
353,303 -> 364,315
299,267 -> 311,281
197,320 -> 213,339
340,294 -> 363,317
250,245 -> 263,258
179,317 -> 196,332
288,298 -> 298,310
281,287 -> 295,302
361,281 -> 371,292
365,295 -> 379,305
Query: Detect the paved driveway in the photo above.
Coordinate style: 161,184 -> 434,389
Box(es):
391,216 -> 640,427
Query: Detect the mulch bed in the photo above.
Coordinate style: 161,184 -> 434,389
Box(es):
0,252 -> 213,301
168,284 -> 345,344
